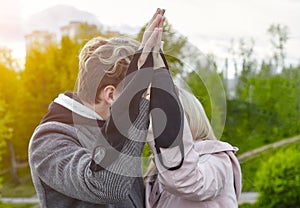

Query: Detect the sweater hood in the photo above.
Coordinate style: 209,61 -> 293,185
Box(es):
41,92 -> 105,127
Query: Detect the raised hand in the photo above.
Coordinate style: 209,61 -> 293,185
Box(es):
138,8 -> 165,69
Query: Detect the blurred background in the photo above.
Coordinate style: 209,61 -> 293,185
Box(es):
0,0 -> 299,207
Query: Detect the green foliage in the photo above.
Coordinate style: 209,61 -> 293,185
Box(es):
241,154 -> 261,192
0,100 -> 14,187
239,203 -> 258,208
223,100 -> 265,152
222,24 -> 299,153
224,64 -> 300,153
185,56 -> 226,140
255,144 -> 300,207
142,143 -> 152,174
71,22 -> 101,42
259,70 -> 299,136
0,101 -> 13,140
0,47 -> 21,70
14,30 -> 90,161
0,58 -> 19,104
0,166 -> 36,197
240,141 -> 300,192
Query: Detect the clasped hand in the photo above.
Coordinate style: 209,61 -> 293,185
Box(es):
138,8 -> 166,69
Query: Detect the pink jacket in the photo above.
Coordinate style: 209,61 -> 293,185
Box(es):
145,117 -> 242,208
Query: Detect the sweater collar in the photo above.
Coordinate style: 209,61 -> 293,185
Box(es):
40,92 -> 105,126
54,93 -> 103,120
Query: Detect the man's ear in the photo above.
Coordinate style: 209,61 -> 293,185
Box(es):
100,85 -> 116,105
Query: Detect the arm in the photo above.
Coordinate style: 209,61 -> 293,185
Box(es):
137,9 -> 184,170
29,43 -> 153,205
92,54 -> 153,171
149,68 -> 184,170
147,43 -> 227,201
30,123 -> 127,204
150,116 -> 228,201
30,97 -> 149,204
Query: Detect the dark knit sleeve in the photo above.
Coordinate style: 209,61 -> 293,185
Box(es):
89,98 -> 150,202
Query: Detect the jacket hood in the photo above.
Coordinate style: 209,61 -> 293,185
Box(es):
194,140 -> 238,155
194,140 -> 242,200
40,92 -> 105,127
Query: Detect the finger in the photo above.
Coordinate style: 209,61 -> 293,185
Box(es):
138,29 -> 159,68
144,28 -> 159,53
147,14 -> 162,33
153,28 -> 163,54
153,16 -> 164,54
158,16 -> 165,29
146,8 -> 160,29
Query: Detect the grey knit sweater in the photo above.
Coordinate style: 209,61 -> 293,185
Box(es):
29,66 -> 153,208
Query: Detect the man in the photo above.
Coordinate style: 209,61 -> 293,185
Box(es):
29,9 -> 166,208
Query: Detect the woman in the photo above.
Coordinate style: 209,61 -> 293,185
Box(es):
140,19 -> 242,206
145,86 -> 242,207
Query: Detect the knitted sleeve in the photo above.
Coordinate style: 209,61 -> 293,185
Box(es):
29,98 -> 149,204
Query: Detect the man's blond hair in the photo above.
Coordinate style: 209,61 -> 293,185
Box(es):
77,36 -> 140,103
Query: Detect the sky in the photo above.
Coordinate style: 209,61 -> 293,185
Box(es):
0,0 -> 299,74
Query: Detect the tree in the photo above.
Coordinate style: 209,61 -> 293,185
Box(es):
267,24 -> 289,72
0,48 -> 22,180
228,37 -> 256,102
57,36 -> 83,91
70,22 -> 102,43
0,49 -> 20,103
0,100 -> 6,188
0,100 -> 19,183
0,47 -> 15,69
17,22 -> 114,161
19,42 -> 63,159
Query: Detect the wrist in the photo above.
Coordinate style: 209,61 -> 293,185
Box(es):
153,53 -> 165,70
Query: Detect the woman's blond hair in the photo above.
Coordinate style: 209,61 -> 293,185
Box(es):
177,87 -> 217,141
77,36 -> 140,103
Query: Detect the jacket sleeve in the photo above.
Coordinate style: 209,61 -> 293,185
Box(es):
29,51 -> 153,204
150,116 -> 229,201
148,52 -> 228,201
